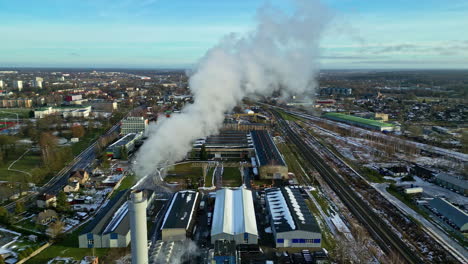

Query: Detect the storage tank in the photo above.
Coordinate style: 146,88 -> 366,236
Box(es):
129,190 -> 148,264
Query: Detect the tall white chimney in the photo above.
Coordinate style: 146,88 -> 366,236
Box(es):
129,190 -> 148,264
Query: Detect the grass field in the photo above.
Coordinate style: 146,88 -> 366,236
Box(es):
0,147 -> 42,182
0,108 -> 32,119
222,167 -> 242,187
277,142 -> 306,181
110,173 -> 137,198
71,128 -> 105,156
205,168 -> 214,187
278,110 -> 301,121
165,162 -> 203,185
26,225 -> 110,264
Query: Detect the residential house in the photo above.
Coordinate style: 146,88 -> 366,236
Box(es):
69,170 -> 89,185
64,182 -> 80,193
36,209 -> 58,225
36,193 -> 57,208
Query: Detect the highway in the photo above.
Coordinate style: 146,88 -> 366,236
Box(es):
273,110 -> 422,264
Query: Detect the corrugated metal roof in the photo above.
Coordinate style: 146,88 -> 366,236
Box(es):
80,190 -> 129,235
212,187 -> 258,237
265,187 -> 320,233
251,130 -> 286,167
429,197 -> 468,230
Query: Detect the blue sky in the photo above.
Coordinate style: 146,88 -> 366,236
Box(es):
0,0 -> 467,69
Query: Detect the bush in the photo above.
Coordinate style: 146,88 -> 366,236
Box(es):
401,175 -> 415,182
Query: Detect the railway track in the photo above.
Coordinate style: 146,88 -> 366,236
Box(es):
273,110 -> 422,264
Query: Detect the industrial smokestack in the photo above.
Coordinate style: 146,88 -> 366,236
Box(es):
135,0 -> 332,178
129,190 -> 148,264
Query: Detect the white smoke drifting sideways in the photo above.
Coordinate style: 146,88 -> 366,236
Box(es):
135,0 -> 332,178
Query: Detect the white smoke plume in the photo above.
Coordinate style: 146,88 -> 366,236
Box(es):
135,0 -> 332,178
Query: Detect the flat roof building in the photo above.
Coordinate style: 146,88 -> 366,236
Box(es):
251,130 -> 288,179
265,187 -> 321,248
121,116 -> 148,135
211,187 -> 258,245
78,191 -> 130,248
324,112 -> 398,132
106,132 -> 143,159
434,173 -> 467,196
192,130 -> 254,160
429,197 -> 468,232
161,190 -> 199,242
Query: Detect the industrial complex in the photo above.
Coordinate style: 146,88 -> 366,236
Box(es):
161,190 -> 200,242
192,130 -> 254,160
211,187 -> 258,245
265,187 -> 322,248
78,191 -> 130,249
251,130 -> 288,179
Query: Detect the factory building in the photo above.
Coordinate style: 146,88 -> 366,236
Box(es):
105,132 -> 143,159
324,112 -> 397,132
251,130 -> 288,179
121,116 -> 148,135
429,198 -> 468,232
192,130 -> 254,160
265,187 -> 321,248
78,191 -> 130,248
161,190 -> 199,241
211,187 -> 258,245
433,173 -> 467,195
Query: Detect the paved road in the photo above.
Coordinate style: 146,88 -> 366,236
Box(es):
214,163 -> 223,189
243,167 -> 251,188
373,182 -> 468,263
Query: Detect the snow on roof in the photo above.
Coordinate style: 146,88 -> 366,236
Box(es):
265,189 -> 295,230
211,187 -> 258,237
103,201 -> 128,234
161,190 -> 199,230
265,187 -> 320,233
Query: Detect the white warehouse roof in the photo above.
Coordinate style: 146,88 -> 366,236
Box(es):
212,187 -> 258,237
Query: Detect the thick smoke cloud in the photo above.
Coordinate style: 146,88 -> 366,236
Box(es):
135,0 -> 332,178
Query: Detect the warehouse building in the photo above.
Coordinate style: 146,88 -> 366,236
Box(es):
78,191 -> 130,248
161,190 -> 199,241
434,173 -> 467,195
251,130 -> 288,179
121,116 -> 148,135
265,187 -> 321,248
324,112 -> 397,132
211,187 -> 258,245
429,198 -> 468,232
192,130 -> 254,160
